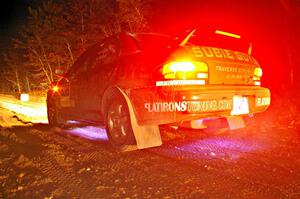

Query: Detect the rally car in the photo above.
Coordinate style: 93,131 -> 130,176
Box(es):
47,29 -> 271,150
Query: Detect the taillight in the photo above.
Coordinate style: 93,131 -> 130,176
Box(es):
253,67 -> 263,86
254,67 -> 263,77
162,61 -> 208,81
52,85 -> 60,92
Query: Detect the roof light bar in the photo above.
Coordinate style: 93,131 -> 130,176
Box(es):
215,30 -> 241,39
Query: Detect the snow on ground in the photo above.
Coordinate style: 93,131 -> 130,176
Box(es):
0,107 -> 27,127
0,94 -> 48,125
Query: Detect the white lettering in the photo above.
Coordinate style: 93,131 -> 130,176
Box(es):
256,97 -> 270,107
144,100 -> 233,113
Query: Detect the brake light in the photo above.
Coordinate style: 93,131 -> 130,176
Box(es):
52,85 -> 60,92
162,61 -> 208,80
254,67 -> 263,77
169,62 -> 195,72
253,67 -> 263,86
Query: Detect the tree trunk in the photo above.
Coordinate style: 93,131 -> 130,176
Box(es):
31,48 -> 52,85
66,40 -> 74,65
26,74 -> 31,92
15,69 -> 21,94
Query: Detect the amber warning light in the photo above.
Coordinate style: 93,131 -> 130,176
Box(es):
162,61 -> 208,80
253,67 -> 263,86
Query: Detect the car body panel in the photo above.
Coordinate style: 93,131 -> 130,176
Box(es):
128,85 -> 270,126
47,31 -> 271,128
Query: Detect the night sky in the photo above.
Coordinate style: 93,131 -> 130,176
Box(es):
0,0 -> 29,52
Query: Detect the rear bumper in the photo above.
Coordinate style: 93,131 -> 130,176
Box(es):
128,85 -> 271,126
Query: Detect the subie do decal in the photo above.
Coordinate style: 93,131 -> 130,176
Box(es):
192,47 -> 259,65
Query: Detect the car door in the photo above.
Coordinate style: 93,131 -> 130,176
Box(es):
65,51 -> 92,120
82,38 -> 121,121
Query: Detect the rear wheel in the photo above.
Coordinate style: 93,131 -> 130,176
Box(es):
105,94 -> 136,150
47,97 -> 64,127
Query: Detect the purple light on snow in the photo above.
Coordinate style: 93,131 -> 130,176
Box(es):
66,120 -> 81,125
153,137 -> 268,161
63,126 -> 108,141
179,138 -> 266,160
188,138 -> 266,152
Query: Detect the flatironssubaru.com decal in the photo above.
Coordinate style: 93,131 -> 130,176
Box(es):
144,99 -> 233,113
144,97 -> 270,113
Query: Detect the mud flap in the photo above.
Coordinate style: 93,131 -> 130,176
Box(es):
117,88 -> 162,149
226,116 -> 245,130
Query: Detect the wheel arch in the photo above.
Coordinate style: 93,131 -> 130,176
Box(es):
101,86 -> 124,117
101,86 -> 162,150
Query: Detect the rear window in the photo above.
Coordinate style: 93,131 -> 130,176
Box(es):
134,33 -> 178,50
184,29 -> 250,53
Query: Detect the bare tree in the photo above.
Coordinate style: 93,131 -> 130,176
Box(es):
3,51 -> 23,93
3,0 -> 152,91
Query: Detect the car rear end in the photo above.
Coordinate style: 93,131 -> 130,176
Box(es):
123,30 -> 271,126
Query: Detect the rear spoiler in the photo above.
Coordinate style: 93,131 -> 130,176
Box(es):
179,29 -> 253,55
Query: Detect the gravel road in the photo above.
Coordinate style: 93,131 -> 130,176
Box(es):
1,95 -> 300,198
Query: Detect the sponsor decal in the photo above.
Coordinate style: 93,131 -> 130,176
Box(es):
192,46 -> 259,65
225,74 -> 244,79
215,65 -> 251,73
256,97 -> 270,107
156,80 -> 205,87
144,99 -> 232,113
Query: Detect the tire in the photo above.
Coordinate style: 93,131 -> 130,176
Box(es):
105,93 -> 136,150
47,97 -> 64,127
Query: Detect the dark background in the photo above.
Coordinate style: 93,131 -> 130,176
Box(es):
149,0 -> 300,92
0,0 -> 29,55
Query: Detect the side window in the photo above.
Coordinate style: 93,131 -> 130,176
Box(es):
89,38 -> 120,73
119,33 -> 140,55
67,53 -> 90,79
67,36 -> 121,81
